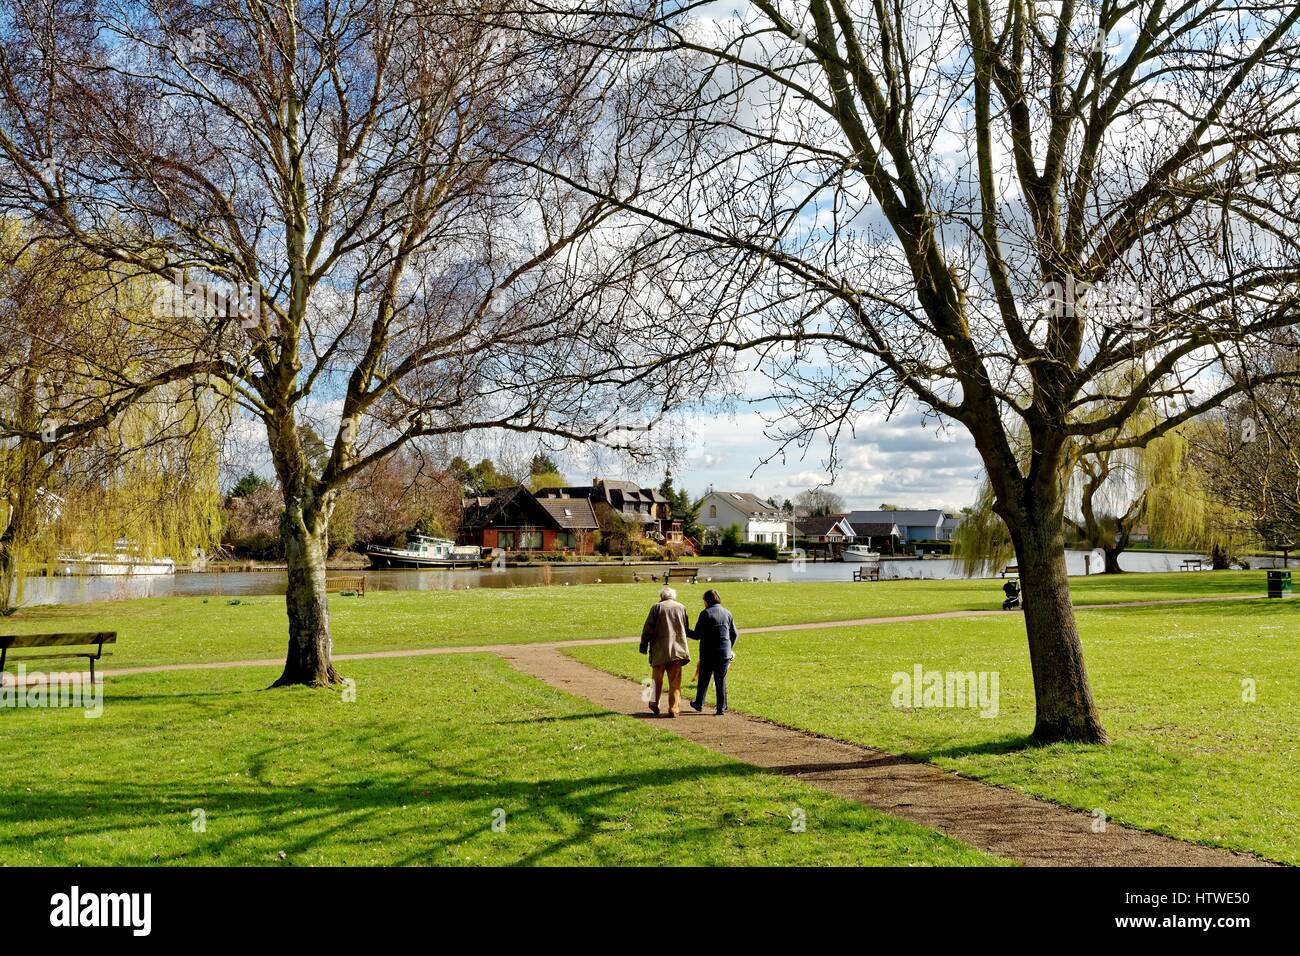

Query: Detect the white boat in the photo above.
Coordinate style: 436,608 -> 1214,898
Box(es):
366,534 -> 482,569
56,540 -> 176,576
841,545 -> 881,562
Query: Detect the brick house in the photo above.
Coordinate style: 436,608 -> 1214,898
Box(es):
458,486 -> 598,554
535,478 -> 684,544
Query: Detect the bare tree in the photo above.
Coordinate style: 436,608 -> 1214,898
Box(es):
1192,357 -> 1300,554
526,0 -> 1300,741
0,0 -> 690,684
795,487 -> 845,516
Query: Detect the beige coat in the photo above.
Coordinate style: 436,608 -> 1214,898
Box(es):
641,599 -> 691,667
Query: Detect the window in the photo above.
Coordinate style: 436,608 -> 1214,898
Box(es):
498,531 -> 516,550
519,531 -> 543,550
556,532 -> 576,550
563,508 -> 572,517
709,505 -> 717,518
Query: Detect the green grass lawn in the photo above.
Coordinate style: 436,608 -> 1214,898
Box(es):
0,653 -> 999,866
0,571 -> 1270,669
569,598 -> 1300,863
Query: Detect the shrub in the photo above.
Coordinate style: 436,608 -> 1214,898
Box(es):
720,524 -> 743,555
701,539 -> 778,560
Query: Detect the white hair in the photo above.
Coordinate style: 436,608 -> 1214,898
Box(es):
660,587 -> 677,601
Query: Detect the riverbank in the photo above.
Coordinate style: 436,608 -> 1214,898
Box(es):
9,547 -> 1246,607
0,571 -> 1276,669
178,553 -> 775,573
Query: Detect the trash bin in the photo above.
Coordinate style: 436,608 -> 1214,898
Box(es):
1267,570 -> 1292,598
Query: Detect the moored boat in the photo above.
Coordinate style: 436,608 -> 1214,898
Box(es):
56,539 -> 176,576
841,545 -> 881,562
366,534 -> 482,569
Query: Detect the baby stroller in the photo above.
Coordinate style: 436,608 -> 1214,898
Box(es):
1002,579 -> 1021,610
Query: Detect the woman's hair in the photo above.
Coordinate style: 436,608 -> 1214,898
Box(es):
703,589 -> 722,606
660,587 -> 677,601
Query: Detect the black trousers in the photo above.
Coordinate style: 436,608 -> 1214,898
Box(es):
694,655 -> 732,712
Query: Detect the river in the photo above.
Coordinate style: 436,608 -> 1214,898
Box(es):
10,548 -> 1281,607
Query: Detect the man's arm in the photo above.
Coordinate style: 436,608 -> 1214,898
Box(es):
688,612 -> 702,640
729,613 -> 738,647
640,606 -> 657,652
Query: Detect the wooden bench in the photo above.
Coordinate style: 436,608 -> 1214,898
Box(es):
662,566 -> 699,585
325,574 -> 367,597
1180,559 -> 1204,572
1000,565 -> 1019,578
0,632 -> 116,681
852,565 -> 881,582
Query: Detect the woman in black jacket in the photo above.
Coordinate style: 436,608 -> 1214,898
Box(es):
688,589 -> 738,715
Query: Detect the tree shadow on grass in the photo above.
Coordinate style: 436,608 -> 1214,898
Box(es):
490,713 -> 613,727
0,758 -> 780,867
911,734 -> 1040,761
101,688 -> 270,705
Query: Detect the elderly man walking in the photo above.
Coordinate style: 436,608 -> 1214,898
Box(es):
640,586 -> 691,717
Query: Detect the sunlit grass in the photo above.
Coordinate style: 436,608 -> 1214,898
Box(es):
570,598 -> 1299,863
0,654 -> 1000,867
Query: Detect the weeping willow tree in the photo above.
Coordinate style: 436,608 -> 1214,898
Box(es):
956,418 -> 1257,577
0,226 -> 225,612
952,484 -> 1016,578
1067,410 -> 1192,573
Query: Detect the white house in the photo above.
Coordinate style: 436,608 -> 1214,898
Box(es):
697,489 -> 789,548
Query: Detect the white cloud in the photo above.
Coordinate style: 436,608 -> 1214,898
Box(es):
670,405 -> 982,510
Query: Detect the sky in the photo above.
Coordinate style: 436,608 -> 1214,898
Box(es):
555,400 -> 984,512
661,406 -> 981,511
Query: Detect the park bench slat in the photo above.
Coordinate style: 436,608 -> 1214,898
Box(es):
4,650 -> 113,663
0,632 -> 117,649
662,567 -> 699,584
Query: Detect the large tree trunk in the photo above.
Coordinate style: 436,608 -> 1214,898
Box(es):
1102,546 -> 1125,574
1013,512 -> 1110,744
271,503 -> 342,687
